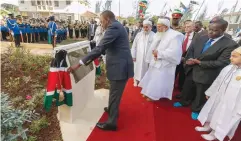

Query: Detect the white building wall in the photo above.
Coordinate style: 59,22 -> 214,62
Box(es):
19,0 -> 73,13
19,0 -> 37,12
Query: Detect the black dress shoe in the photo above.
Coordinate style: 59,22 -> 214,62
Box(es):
104,107 -> 109,113
175,94 -> 182,99
96,122 -> 117,131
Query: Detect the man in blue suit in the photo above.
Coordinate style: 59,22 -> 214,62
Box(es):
68,10 -> 134,131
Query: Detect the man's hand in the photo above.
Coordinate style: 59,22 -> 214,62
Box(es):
186,58 -> 195,65
67,64 -> 81,73
133,58 -> 136,62
206,96 -> 209,100
152,50 -> 158,61
152,50 -> 158,57
192,59 -> 201,65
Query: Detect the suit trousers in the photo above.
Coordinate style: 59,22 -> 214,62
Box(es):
191,83 -> 210,112
106,79 -> 127,126
180,71 -> 211,112
175,62 -> 186,91
180,71 -> 196,106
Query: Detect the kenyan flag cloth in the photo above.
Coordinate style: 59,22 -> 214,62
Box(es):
94,59 -> 101,76
44,50 -> 73,111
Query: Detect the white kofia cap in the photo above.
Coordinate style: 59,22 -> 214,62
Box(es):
157,18 -> 170,28
143,20 -> 152,26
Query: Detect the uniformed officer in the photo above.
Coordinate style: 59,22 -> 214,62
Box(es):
48,16 -> 57,48
7,14 -> 21,47
0,20 -> 9,41
171,9 -> 184,33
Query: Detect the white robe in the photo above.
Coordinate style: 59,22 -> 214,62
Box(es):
198,65 -> 241,141
139,29 -> 184,100
131,31 -> 155,81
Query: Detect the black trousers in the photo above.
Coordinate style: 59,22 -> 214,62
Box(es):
35,33 -> 39,42
180,71 -> 211,112
27,33 -> 31,43
175,62 -> 186,91
1,31 -> 8,40
69,29 -> 73,38
23,33 -> 27,42
106,79 -> 127,126
51,35 -> 55,48
75,29 -> 79,38
14,34 -> 21,47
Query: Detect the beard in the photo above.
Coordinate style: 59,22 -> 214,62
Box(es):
144,30 -> 150,34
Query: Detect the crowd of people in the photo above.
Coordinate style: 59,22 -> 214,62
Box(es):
131,10 -> 241,141
0,14 -> 100,48
66,9 -> 240,141
1,9 -> 240,141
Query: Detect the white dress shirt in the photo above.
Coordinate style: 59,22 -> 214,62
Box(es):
185,32 -> 195,51
210,34 -> 224,46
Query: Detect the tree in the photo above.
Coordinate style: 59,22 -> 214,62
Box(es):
127,16 -> 136,25
151,15 -> 159,24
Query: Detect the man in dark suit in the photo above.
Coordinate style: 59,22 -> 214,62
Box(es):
174,19 -> 239,120
68,10 -> 134,131
87,19 -> 97,41
175,20 -> 196,91
175,21 -> 207,99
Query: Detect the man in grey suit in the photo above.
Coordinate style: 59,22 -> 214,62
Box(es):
87,19 -> 97,41
174,18 -> 239,120
68,10 -> 134,131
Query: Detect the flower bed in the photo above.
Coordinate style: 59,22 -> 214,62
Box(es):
1,48 -> 109,141
1,48 -> 62,141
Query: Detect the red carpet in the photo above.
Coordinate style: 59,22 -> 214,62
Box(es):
87,79 -> 241,141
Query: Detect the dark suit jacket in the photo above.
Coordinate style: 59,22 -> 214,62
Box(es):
87,24 -> 97,40
182,32 -> 197,57
185,35 -> 238,84
82,20 -> 134,81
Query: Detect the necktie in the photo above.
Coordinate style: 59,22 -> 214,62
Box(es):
202,39 -> 214,53
182,33 -> 190,53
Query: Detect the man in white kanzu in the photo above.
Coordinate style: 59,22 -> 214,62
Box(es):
131,20 -> 155,87
139,18 -> 184,101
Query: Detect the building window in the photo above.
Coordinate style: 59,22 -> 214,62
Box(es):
46,1 -> 48,5
37,0 -> 41,5
54,1 -> 59,7
66,1 -> 71,5
31,0 -> 36,6
20,0 -> 24,4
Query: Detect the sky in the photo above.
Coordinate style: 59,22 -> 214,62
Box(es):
2,0 -> 241,18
